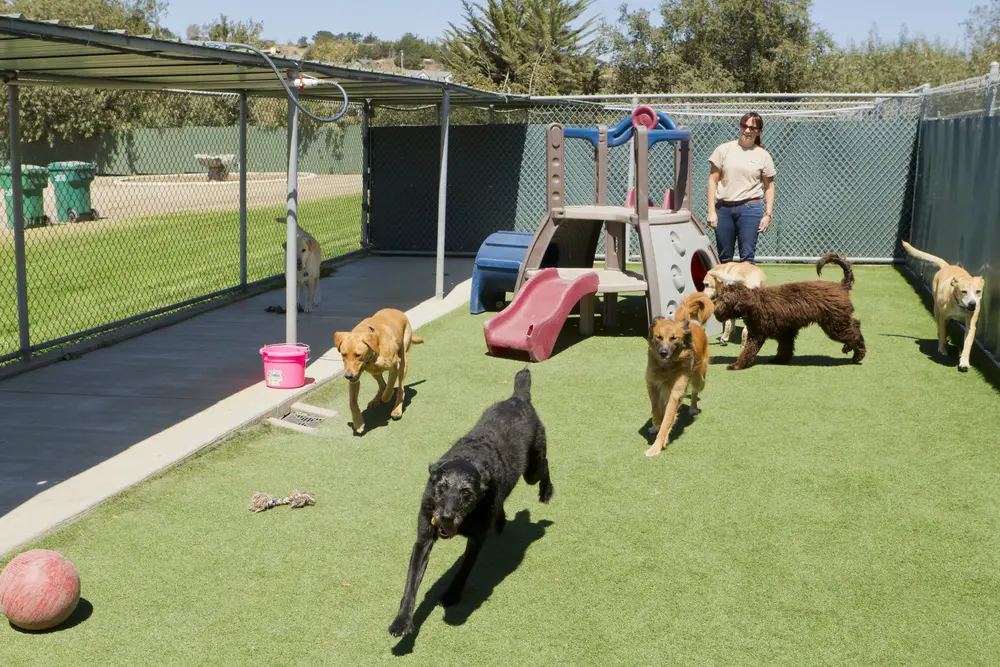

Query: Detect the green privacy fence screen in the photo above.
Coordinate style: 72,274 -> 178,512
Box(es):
369,110 -> 919,261
13,126 -> 362,176
907,116 -> 1000,363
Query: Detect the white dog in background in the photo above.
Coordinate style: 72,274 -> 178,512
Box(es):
280,222 -> 322,313
702,261 -> 767,346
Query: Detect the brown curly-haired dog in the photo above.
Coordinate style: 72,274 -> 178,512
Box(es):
711,252 -> 866,370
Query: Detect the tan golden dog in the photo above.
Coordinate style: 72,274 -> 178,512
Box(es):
902,241 -> 985,372
644,292 -> 712,457
334,308 -> 423,434
281,223 -> 322,313
702,261 -> 767,346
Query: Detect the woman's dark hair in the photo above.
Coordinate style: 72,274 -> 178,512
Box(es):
740,112 -> 764,148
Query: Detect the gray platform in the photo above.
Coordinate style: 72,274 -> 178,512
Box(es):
0,256 -> 473,519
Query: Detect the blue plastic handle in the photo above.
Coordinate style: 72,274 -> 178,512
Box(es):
562,127 -> 601,147
646,129 -> 692,147
655,111 -> 678,130
561,109 -> 687,148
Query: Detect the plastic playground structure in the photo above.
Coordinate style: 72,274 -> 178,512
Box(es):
481,105 -> 723,362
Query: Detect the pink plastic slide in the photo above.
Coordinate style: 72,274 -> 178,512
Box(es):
483,268 -> 600,362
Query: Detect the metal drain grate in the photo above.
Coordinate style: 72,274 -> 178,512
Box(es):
266,402 -> 338,435
283,412 -> 325,428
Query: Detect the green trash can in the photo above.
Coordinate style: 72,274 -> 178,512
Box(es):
0,165 -> 50,229
47,161 -> 97,223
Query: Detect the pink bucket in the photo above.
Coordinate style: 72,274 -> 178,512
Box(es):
259,343 -> 310,389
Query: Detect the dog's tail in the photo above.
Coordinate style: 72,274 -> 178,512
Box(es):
900,240 -> 948,269
674,292 -> 714,326
513,366 -> 531,401
817,251 -> 855,290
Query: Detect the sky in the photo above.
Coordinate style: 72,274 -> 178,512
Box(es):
161,0 -> 985,50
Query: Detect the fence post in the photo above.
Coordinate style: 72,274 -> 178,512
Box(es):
7,83 -> 30,362
360,100 -> 372,248
986,62 -> 999,117
238,90 -> 248,288
436,86 -> 451,301
905,83 -> 932,262
627,94 -> 639,260
285,71 -> 300,344
487,104 -> 494,124
627,95 -> 638,192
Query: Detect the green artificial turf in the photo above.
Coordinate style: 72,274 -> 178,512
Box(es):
2,264 -> 999,665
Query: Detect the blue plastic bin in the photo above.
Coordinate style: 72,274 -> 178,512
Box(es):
470,231 -> 535,314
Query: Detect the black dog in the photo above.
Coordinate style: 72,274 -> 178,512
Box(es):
388,367 -> 554,637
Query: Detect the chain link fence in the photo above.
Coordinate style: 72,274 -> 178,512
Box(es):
920,64 -> 1000,120
4,66 -> 997,371
0,87 -> 363,368
369,95 -> 921,263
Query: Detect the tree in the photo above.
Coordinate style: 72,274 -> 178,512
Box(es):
297,35 -> 309,48
810,27 -> 979,92
0,0 -> 169,145
603,0 -> 832,94
305,38 -> 359,64
396,33 -> 438,68
186,24 -> 201,40
441,0 -> 601,95
963,0 -> 1000,68
202,14 -> 265,47
5,0 -> 168,33
356,39 -> 394,60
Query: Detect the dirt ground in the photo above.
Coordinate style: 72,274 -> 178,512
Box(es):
1,173 -> 362,234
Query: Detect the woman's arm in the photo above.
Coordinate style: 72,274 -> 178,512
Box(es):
707,166 -> 721,228
759,175 -> 775,232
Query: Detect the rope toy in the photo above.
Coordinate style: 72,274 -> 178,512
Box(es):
248,489 -> 315,513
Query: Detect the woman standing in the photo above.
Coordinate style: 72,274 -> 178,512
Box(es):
705,112 -> 776,264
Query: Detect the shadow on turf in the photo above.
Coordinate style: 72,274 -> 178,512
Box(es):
710,353 -> 856,368
638,405 -> 696,449
391,509 -> 552,656
881,333 -> 955,368
345,380 -> 426,436
480,295 -> 652,361
9,598 -> 93,633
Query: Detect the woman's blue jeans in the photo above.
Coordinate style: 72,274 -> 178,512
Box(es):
715,200 -> 764,264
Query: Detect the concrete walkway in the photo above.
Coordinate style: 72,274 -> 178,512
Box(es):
0,255 -> 474,557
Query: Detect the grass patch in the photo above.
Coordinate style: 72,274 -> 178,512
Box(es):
2,265 -> 999,664
0,193 -> 360,357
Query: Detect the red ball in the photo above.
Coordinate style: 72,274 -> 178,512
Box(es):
0,549 -> 81,631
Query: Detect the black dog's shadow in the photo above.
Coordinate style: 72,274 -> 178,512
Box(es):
347,381 -> 425,435
391,510 -> 552,656
9,598 -> 93,633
